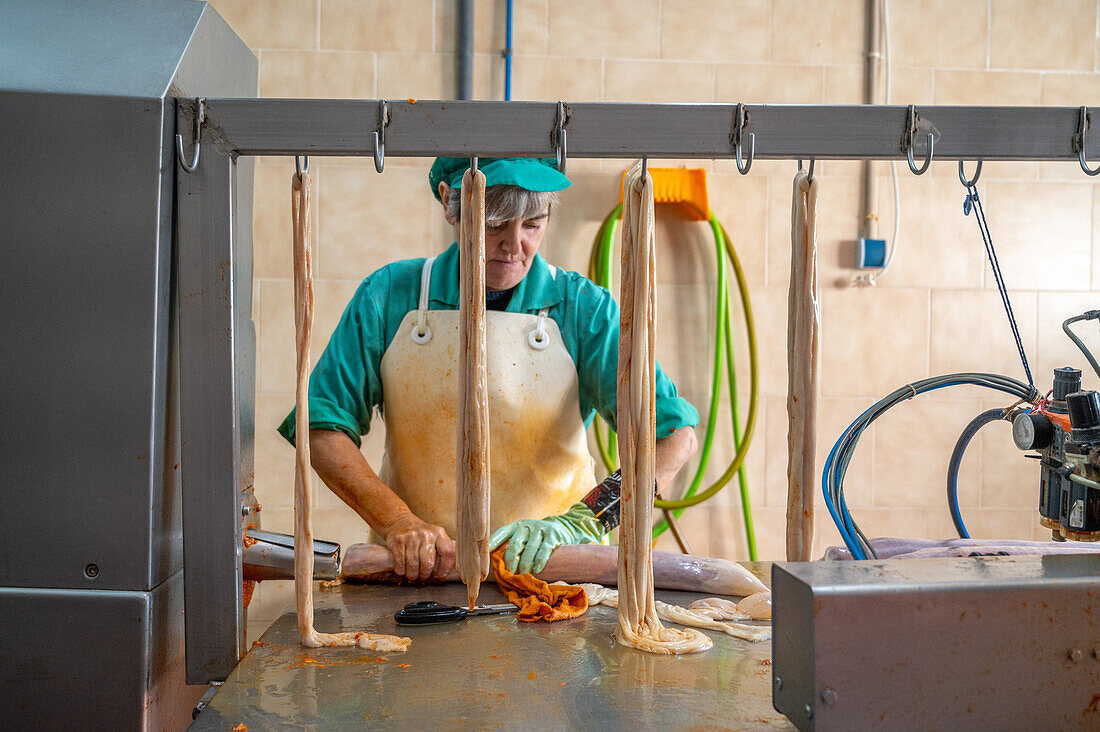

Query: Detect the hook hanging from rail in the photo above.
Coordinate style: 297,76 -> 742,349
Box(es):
295,155 -> 310,177
732,103 -> 754,175
797,158 -> 815,182
373,99 -> 389,173
903,105 -> 933,175
470,156 -> 478,172
555,101 -> 568,174
958,160 -> 982,187
175,97 -> 206,174
1075,106 -> 1100,176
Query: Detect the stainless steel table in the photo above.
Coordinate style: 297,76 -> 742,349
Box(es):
192,566 -> 789,730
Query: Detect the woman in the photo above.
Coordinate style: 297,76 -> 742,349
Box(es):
279,157 -> 699,581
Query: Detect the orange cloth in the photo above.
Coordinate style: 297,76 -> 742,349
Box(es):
491,547 -> 588,622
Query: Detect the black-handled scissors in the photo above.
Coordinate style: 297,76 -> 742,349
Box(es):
394,600 -> 518,625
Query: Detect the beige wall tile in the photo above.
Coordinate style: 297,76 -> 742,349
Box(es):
253,162 -> 319,279
709,172 -> 768,287
260,50 -> 376,98
933,70 -> 1042,106
317,164 -> 436,280
882,67 -> 935,105
770,0 -> 863,66
990,0 -> 1095,71
655,283 -> 719,398
1036,292 -> 1100,393
1095,186 -> 1100,290
741,506 -> 788,560
548,0 -> 659,59
819,287 -> 930,399
208,0 -> 318,52
603,59 -> 715,103
872,398 -> 984,508
981,182 -> 1092,292
661,0 -> 770,63
821,66 -> 936,107
872,174 -> 986,289
926,508 -> 1036,540
715,63 -> 824,104
732,286 -> 788,399
1040,72 -> 1100,105
256,278 -> 362,394
377,52 -> 492,100
824,65 -> 862,104
436,0 -> 548,55
767,173 -> 865,290
888,0 -> 988,70
254,395 -> 296,517
509,56 -> 602,102
764,396 -> 873,510
979,416 -> 1040,510
538,170 -> 622,274
930,290 -> 1039,377
320,0 -> 433,52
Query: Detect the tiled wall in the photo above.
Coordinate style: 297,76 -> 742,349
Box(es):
208,0 -> 1100,637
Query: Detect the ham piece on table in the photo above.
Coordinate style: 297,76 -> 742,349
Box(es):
340,542 -> 768,597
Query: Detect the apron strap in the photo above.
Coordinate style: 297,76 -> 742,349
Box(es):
529,307 -> 551,350
412,256 -> 436,344
528,262 -> 557,350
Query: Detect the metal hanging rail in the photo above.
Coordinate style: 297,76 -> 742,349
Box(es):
194,99 -> 1100,167
174,97 -> 1100,683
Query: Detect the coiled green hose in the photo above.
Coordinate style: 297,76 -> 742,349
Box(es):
587,207 -> 759,558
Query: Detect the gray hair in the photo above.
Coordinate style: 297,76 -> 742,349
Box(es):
447,184 -> 558,225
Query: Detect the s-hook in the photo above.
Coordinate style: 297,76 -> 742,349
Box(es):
373,99 -> 389,173
958,160 -> 982,187
797,158 -> 815,182
295,155 -> 310,177
175,97 -> 206,174
555,101 -> 568,174
635,158 -> 649,191
903,105 -> 933,175
1074,106 -> 1100,176
470,156 -> 479,172
733,103 -> 754,175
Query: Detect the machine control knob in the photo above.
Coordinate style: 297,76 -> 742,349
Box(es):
1013,413 -> 1053,450
1053,367 -> 1083,402
1067,390 -> 1100,444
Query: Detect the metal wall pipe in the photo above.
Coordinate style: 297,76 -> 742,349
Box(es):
860,0 -> 882,240
457,0 -> 474,100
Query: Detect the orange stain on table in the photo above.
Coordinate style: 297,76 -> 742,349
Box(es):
527,672 -> 536,680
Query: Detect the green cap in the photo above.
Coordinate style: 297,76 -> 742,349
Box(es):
429,157 -> 571,201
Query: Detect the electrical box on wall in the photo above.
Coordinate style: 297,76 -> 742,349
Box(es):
856,237 -> 886,268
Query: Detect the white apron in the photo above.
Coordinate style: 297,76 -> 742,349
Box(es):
377,256 -> 597,539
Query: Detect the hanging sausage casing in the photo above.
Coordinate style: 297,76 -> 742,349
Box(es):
455,165 -> 491,609
785,170 -> 820,562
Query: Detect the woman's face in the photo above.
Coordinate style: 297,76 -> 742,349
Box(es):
439,183 -> 550,291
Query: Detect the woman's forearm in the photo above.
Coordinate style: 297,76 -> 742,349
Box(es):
654,425 -> 698,492
308,428 -> 414,536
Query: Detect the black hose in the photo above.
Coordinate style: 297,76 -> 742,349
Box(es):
947,408 -> 1005,539
1062,312 -> 1100,380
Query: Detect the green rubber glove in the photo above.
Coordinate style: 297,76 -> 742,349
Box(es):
488,503 -> 605,574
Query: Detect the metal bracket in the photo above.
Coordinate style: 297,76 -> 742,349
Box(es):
902,104 -> 934,175
373,99 -> 389,173
175,97 -> 206,173
554,101 -> 569,173
731,103 -> 754,174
